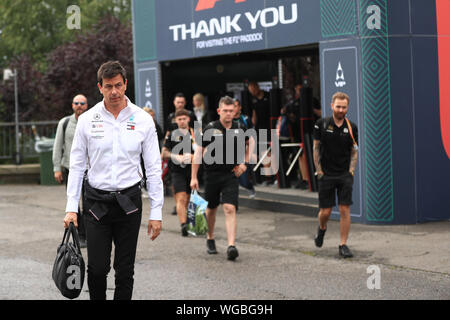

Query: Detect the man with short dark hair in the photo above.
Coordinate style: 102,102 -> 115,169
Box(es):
313,92 -> 358,258
162,109 -> 195,236
53,94 -> 88,247
165,93 -> 195,135
191,96 -> 249,261
64,61 -> 163,300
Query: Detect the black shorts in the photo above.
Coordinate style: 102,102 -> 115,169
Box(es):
171,169 -> 191,194
204,171 -> 239,210
318,172 -> 354,208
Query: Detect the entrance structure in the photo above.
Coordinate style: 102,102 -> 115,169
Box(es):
132,0 -> 450,224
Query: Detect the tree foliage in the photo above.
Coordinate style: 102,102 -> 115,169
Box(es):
45,15 -> 135,120
0,15 -> 134,122
0,0 -> 131,68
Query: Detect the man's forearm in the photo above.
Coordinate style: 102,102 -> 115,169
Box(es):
313,140 -> 322,173
191,147 -> 203,179
349,148 -> 358,174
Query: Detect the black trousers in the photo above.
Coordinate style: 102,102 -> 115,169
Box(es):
63,168 -> 86,239
83,191 -> 142,300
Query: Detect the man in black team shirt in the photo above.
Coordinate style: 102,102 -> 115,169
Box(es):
190,96 -> 249,261
165,93 -> 195,215
162,109 -> 195,237
248,81 -> 275,185
313,92 -> 358,258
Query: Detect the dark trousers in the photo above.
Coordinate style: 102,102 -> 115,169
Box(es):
63,168 -> 86,239
84,192 -> 142,300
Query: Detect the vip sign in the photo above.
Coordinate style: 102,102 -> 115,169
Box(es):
169,3 -> 298,41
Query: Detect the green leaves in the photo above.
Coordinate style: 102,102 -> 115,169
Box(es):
0,0 -> 131,67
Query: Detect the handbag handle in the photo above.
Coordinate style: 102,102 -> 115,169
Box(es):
61,222 -> 82,252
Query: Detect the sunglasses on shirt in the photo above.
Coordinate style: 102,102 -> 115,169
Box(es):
73,102 -> 86,106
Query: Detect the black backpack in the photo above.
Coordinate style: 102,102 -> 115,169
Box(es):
52,222 -> 85,299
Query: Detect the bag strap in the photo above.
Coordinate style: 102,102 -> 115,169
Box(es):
61,116 -> 71,157
345,118 -> 357,147
61,227 -> 70,246
68,222 -> 82,252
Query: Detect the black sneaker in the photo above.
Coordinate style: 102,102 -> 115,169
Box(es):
339,244 -> 353,258
227,246 -> 239,261
206,239 -> 217,254
181,223 -> 188,237
314,226 -> 326,248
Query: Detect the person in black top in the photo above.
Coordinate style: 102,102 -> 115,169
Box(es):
233,99 -> 256,197
248,81 -> 275,185
164,93 -> 195,216
162,109 -> 195,237
248,81 -> 271,131
190,96 -> 249,261
312,92 -> 358,258
165,93 -> 195,138
281,83 -> 313,189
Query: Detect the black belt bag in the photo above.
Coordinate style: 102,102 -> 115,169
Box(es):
84,181 -> 141,221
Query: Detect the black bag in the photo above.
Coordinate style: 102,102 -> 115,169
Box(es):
52,222 -> 85,299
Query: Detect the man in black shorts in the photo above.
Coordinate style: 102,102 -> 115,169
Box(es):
162,109 -> 195,236
190,96 -> 248,261
313,92 -> 358,258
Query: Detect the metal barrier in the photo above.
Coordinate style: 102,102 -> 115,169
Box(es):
0,121 -> 58,161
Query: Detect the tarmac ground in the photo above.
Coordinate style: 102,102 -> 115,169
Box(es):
0,184 -> 449,300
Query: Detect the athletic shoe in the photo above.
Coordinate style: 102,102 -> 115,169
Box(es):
248,188 -> 256,199
314,226 -> 326,248
206,239 -> 217,254
227,246 -> 239,261
171,206 -> 177,215
339,244 -> 354,258
181,223 -> 188,237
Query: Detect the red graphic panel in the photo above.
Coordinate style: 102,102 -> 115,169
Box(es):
196,0 -> 246,11
437,0 -> 450,159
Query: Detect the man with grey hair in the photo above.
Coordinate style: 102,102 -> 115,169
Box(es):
53,94 -> 88,247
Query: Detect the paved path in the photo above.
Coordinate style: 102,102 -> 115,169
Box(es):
0,185 -> 449,300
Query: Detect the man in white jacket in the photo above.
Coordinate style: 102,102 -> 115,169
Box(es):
63,61 -> 164,300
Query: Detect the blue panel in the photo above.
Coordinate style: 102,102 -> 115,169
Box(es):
388,37 -> 417,224
387,0 -> 411,35
411,37 -> 450,222
320,39 -> 364,223
411,0 -> 437,35
133,0 -> 157,62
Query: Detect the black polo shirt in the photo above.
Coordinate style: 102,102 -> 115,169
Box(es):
313,117 -> 358,176
198,120 -> 246,173
250,91 -> 271,131
164,127 -> 195,173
